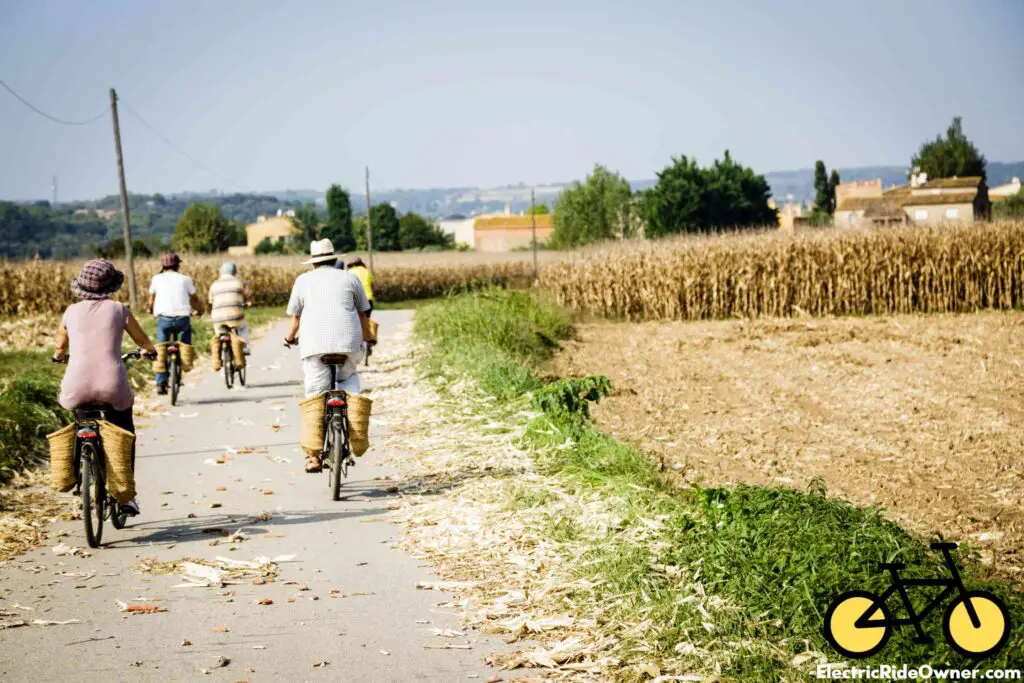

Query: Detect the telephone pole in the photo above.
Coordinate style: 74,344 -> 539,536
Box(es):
109,87 -> 138,309
52,175 -> 57,206
364,166 -> 374,273
530,188 -> 539,284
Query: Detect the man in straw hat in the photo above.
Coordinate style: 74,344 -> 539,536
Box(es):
53,259 -> 159,517
284,238 -> 372,472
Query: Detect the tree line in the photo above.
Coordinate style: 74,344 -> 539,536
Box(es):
167,184 -> 455,256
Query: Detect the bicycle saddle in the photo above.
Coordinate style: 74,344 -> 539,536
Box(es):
879,562 -> 906,570
930,542 -> 958,551
321,354 -> 349,366
74,404 -> 112,419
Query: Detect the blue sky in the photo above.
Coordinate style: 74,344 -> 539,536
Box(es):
1,0 -> 1022,201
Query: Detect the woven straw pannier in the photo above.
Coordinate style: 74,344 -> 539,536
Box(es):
47,423 -> 77,492
368,320 -> 379,344
153,342 -> 168,374
299,393 -> 326,456
231,333 -> 246,368
348,394 -> 372,456
98,420 -> 135,504
178,342 -> 195,373
210,337 -> 222,371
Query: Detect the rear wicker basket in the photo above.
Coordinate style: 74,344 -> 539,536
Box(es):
46,423 -> 77,492
299,393 -> 325,455
98,420 -> 135,504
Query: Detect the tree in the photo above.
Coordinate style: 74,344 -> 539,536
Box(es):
828,170 -> 841,213
352,216 -> 369,251
289,202 -> 321,250
813,161 -> 830,212
530,203 -> 550,215
399,211 -> 453,250
552,165 -> 633,248
911,116 -> 987,182
993,190 -> 1024,220
172,203 -> 240,253
323,185 -> 354,251
642,151 -> 776,236
369,203 -> 401,251
93,238 -> 153,259
254,237 -> 285,255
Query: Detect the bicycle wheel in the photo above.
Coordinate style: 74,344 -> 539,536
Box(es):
222,345 -> 233,389
80,446 -> 104,548
169,356 -> 180,406
238,365 -> 246,387
943,591 -> 1010,659
823,590 -> 892,659
330,420 -> 343,501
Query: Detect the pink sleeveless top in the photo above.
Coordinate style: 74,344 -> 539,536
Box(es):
58,299 -> 134,411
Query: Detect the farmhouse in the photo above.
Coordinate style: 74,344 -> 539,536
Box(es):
834,174 -> 989,227
439,205 -> 554,251
234,212 -> 300,255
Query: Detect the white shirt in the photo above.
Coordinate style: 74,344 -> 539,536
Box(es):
286,266 -> 369,359
149,271 -> 196,317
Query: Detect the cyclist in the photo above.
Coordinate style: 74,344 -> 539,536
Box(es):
284,239 -> 371,473
208,261 -> 253,353
345,257 -> 374,317
148,252 -> 203,394
53,259 -> 158,518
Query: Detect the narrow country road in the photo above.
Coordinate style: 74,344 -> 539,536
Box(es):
0,311 -> 509,682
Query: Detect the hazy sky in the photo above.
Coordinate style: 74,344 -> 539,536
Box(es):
1,0 -> 1022,201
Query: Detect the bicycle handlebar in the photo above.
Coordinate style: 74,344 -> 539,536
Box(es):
54,349 -> 151,364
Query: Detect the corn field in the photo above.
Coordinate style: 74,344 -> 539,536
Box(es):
0,255 -> 535,316
541,220 -> 1024,320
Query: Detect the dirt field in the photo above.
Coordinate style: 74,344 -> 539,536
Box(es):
548,311 -> 1024,573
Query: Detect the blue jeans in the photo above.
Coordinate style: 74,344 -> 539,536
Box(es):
155,316 -> 192,386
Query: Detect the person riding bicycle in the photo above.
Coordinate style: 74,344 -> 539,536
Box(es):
345,257 -> 374,317
284,239 -> 372,473
53,259 -> 158,518
148,252 -> 203,394
208,261 -> 253,355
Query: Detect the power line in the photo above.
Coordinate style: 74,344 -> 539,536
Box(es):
119,99 -> 244,191
0,78 -> 109,126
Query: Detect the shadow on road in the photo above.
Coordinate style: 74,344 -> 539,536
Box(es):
189,392 -> 297,406
139,440 -> 299,459
243,380 -> 302,390
108,506 -> 385,547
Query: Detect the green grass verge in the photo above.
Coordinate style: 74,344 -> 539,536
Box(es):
415,289 -> 1024,678
0,307 -> 286,483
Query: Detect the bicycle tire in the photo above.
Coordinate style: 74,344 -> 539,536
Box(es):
823,590 -> 892,659
169,355 -> 180,406
222,344 -> 233,389
943,591 -> 1011,659
238,365 -> 246,387
80,446 -> 104,548
330,419 -> 343,501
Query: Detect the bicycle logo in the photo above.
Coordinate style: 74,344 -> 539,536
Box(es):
824,543 -> 1011,660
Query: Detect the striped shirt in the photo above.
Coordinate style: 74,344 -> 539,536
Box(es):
209,274 -> 246,329
286,266 -> 369,359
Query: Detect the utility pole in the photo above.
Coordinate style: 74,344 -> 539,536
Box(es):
364,166 -> 374,274
530,188 -> 539,284
109,88 -> 138,310
52,175 -> 57,206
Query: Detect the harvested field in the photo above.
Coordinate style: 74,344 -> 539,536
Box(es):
548,311 -> 1024,573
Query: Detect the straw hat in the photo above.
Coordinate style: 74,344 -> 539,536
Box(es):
304,238 -> 341,265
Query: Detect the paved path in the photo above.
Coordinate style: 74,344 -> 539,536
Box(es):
0,311 -> 507,682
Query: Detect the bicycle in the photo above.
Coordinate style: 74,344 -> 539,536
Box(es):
318,354 -> 354,501
162,332 -> 183,406
217,326 -> 246,389
824,542 -> 1011,659
53,350 -> 148,548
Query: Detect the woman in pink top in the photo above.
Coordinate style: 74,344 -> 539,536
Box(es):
53,259 -> 158,517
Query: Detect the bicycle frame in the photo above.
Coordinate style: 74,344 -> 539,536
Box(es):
855,545 -> 981,636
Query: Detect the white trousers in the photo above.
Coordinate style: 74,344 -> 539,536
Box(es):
302,351 -> 363,398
